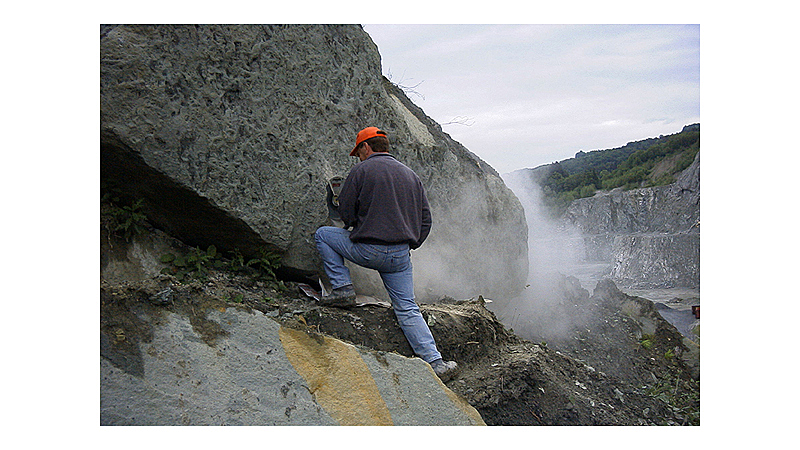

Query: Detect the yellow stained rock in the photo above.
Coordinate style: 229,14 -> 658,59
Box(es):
279,327 -> 393,426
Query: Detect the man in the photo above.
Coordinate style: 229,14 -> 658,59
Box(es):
314,127 -> 458,381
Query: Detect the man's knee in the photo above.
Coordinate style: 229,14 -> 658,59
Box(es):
392,299 -> 421,316
315,226 -> 333,245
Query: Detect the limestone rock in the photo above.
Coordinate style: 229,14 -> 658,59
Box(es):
563,152 -> 700,235
563,152 -> 700,288
100,296 -> 484,426
609,232 -> 699,288
100,24 -> 527,300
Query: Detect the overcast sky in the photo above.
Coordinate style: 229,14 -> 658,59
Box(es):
363,24 -> 700,175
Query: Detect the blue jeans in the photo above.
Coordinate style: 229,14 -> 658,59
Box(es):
314,226 -> 442,363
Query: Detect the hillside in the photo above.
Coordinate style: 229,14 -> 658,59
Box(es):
516,124 -> 699,215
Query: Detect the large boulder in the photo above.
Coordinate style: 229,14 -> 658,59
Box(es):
100,24 -> 527,301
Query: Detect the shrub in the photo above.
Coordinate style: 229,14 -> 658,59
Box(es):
160,245 -> 223,281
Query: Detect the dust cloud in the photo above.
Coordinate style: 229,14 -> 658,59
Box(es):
411,179 -> 528,303
348,167 -> 600,347
488,170 -> 601,343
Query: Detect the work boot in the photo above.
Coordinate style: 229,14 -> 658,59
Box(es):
319,285 -> 357,308
430,359 -> 459,382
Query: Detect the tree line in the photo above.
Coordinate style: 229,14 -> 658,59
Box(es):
535,124 -> 699,215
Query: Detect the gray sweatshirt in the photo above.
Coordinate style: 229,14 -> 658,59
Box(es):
338,153 -> 432,249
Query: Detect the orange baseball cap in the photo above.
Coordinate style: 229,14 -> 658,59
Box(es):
350,127 -> 387,156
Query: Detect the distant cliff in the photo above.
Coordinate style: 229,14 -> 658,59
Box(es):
518,125 -> 699,215
563,152 -> 700,288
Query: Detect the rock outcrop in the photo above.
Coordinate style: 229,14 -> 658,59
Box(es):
100,24 -> 527,301
562,152 -> 700,288
100,282 -> 484,425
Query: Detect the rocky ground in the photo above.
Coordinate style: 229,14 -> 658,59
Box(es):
101,210 -> 699,425
102,258 -> 699,425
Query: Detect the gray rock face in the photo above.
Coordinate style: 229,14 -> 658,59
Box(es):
100,303 -> 484,425
563,153 -> 700,288
609,233 -> 699,288
563,152 -> 700,235
100,24 -> 527,300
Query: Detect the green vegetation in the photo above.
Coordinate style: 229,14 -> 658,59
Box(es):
535,124 -> 699,215
160,245 -> 224,281
160,245 -> 286,290
639,334 -> 655,350
646,372 -> 700,425
228,248 -> 249,272
101,192 -> 148,242
245,248 -> 282,281
223,292 -> 244,303
100,184 -> 288,294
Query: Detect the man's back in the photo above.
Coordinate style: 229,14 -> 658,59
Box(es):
338,153 -> 431,249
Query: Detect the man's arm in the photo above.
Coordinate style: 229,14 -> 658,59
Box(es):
337,170 -> 360,228
412,191 -> 432,249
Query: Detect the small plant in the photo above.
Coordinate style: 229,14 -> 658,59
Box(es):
664,348 -> 675,360
223,292 -> 244,303
161,245 -> 222,282
246,248 -> 287,292
102,193 -> 148,241
228,248 -> 248,272
161,245 -> 286,290
645,372 -> 700,425
640,334 -> 654,350
247,248 -> 282,281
